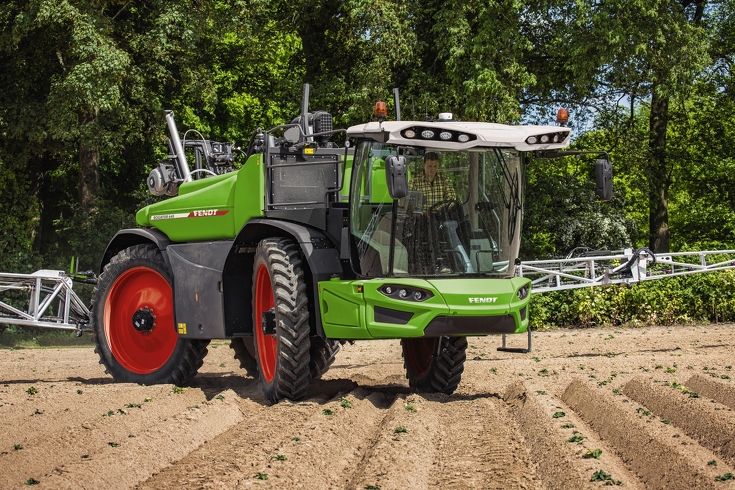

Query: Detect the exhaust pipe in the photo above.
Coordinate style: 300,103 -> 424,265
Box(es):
165,110 -> 191,182
301,84 -> 310,137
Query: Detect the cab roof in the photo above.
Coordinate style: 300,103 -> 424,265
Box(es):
345,120 -> 571,152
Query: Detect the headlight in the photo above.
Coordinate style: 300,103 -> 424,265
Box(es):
379,284 -> 433,302
516,285 -> 529,300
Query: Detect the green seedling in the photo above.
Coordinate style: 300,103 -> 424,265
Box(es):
584,449 -> 602,459
553,411 -> 565,418
716,473 -> 734,481
188,405 -> 199,410
108,442 -> 119,447
13,444 -> 23,450
722,375 -> 731,380
32,409 -> 42,415
561,423 -> 575,429
26,387 -> 37,395
567,435 -> 584,443
655,365 -> 663,370
612,388 -> 621,394
125,403 -> 141,408
536,391 -> 547,395
405,403 -> 417,412
532,357 -> 541,362
489,367 -> 497,374
171,386 -> 185,394
81,454 -> 89,459
538,368 -> 549,375
76,390 -> 83,395
219,363 -> 226,367
255,473 -> 268,480
591,470 -> 612,482
666,367 -> 676,373
662,418 -> 671,424
395,426 -> 409,433
26,478 -> 39,486
292,437 -> 300,441
322,409 -> 335,415
271,454 -> 287,461
365,485 -> 381,490
340,397 -> 352,409
116,409 -> 127,415
709,460 -> 718,466
144,398 -> 152,402
216,395 -> 225,401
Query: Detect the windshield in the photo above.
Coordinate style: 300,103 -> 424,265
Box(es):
349,141 -> 523,278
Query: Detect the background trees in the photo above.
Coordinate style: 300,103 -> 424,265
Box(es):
0,0 -> 733,272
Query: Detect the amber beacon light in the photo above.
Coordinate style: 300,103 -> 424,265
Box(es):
556,108 -> 569,125
374,101 -> 388,122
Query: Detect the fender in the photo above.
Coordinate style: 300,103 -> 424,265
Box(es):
100,227 -> 172,273
229,218 -> 344,338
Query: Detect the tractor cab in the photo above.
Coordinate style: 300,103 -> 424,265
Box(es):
345,119 -> 571,280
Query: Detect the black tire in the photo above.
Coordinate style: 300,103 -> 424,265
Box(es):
230,337 -> 258,377
309,337 -> 341,379
401,336 -> 467,394
252,238 -> 311,403
91,244 -> 209,385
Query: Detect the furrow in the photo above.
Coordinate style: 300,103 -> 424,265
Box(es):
504,381 -> 645,489
0,383 -> 216,488
623,377 -> 735,467
427,394 -> 537,489
344,394 -> 439,490
685,374 -> 735,410
4,390 -> 244,489
138,388 -> 393,489
563,377 -> 735,489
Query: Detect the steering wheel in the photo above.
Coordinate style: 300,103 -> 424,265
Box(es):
428,199 -> 463,216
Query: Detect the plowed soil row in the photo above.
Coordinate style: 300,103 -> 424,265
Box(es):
2,324 -> 735,489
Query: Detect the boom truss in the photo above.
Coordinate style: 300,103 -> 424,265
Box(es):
0,270 -> 91,333
517,248 -> 735,293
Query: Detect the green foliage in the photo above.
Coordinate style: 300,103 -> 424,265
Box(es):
530,271 -> 735,329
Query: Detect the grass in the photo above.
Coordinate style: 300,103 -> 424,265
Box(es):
0,326 -> 92,348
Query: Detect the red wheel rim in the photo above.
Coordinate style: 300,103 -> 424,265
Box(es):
104,267 -> 177,374
405,338 -> 436,375
254,264 -> 277,383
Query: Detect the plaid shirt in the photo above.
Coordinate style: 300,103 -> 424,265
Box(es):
409,172 -> 456,207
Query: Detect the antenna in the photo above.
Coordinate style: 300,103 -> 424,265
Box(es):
393,88 -> 401,121
301,84 -> 310,136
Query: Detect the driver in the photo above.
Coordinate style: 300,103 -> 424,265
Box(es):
408,151 -> 456,207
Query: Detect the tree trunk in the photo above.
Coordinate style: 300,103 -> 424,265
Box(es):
78,113 -> 100,213
648,87 -> 670,253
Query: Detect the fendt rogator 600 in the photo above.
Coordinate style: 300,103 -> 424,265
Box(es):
90,86 -> 613,402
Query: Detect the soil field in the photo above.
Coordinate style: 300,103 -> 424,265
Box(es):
2,325 -> 735,489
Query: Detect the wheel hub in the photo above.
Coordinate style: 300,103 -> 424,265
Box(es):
131,307 -> 156,333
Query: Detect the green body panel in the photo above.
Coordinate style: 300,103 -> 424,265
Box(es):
136,154 -> 266,242
318,277 -> 531,339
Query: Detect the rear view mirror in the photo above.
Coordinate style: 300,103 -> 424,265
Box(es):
595,158 -> 613,201
385,155 -> 408,199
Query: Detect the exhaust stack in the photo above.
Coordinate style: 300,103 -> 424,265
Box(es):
165,110 -> 191,182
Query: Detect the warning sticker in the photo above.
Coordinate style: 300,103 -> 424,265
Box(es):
177,323 -> 187,334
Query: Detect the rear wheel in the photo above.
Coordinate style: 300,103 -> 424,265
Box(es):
91,244 -> 209,385
252,238 -> 311,403
402,336 -> 467,394
230,337 -> 258,377
309,337 -> 341,379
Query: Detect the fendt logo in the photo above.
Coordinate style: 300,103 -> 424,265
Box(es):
468,297 -> 498,304
192,209 -> 219,217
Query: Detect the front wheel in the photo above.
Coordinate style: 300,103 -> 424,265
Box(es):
402,336 -> 467,394
252,238 -> 311,403
91,244 -> 209,385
